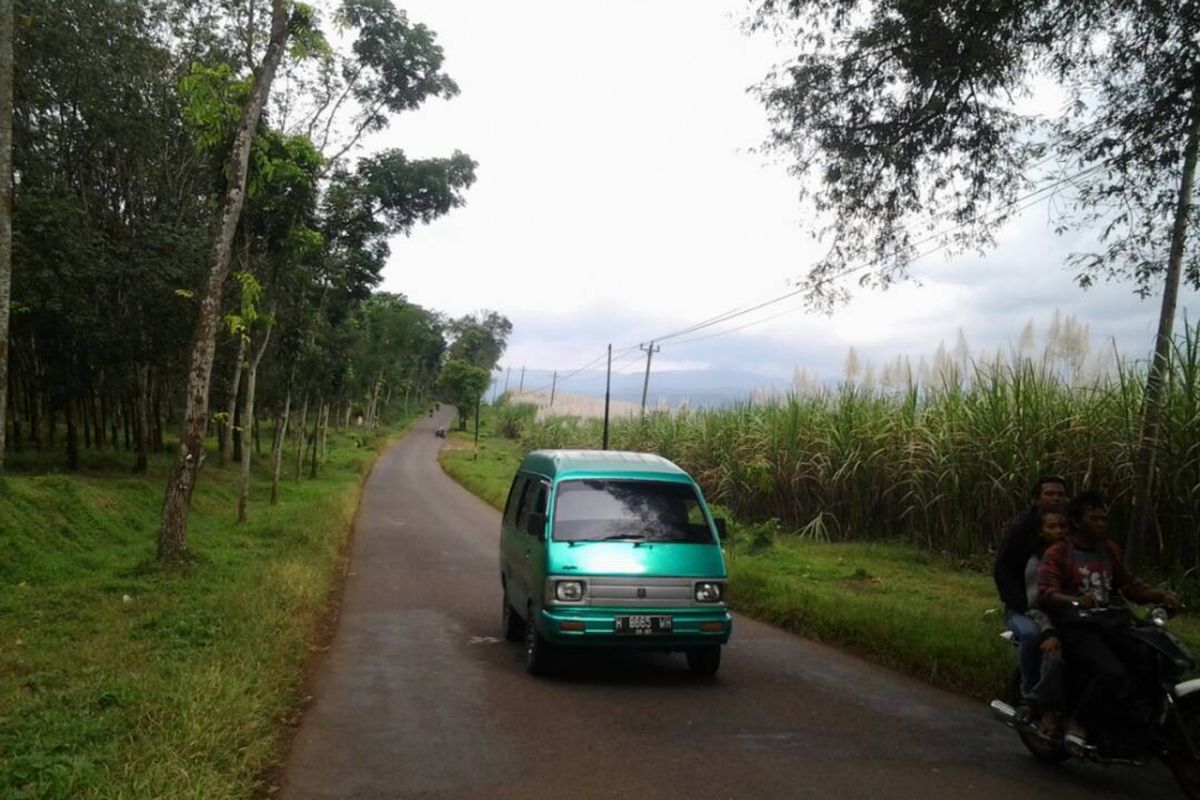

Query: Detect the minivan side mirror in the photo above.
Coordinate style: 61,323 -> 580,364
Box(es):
527,512 -> 547,539
713,517 -> 728,538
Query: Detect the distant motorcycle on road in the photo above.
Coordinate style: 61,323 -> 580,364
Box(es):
991,603 -> 1200,798
434,426 -> 446,439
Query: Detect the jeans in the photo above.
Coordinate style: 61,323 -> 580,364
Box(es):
1005,609 -> 1042,697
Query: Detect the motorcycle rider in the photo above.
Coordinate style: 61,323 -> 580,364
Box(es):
1037,490 -> 1180,753
993,476 -> 1069,705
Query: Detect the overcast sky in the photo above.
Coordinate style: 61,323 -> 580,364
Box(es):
365,0 -> 1198,387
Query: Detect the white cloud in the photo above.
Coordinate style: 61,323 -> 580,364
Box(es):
367,0 -> 1197,387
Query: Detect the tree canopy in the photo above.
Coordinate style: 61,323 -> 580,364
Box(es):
447,310 -> 512,373
2,0 -> 494,555
754,0 -> 1200,563
436,358 -> 490,431
754,0 -> 1200,301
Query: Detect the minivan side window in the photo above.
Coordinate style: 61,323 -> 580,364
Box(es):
517,479 -> 549,536
503,475 -> 528,528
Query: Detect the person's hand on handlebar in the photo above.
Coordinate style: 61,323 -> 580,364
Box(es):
1074,594 -> 1099,610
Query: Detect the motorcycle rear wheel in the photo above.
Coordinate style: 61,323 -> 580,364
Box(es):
1005,670 -> 1070,764
1166,693 -> 1200,800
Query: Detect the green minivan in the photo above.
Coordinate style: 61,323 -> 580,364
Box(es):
499,449 -> 732,676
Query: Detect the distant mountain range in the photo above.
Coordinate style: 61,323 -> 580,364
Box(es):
491,368 -> 795,408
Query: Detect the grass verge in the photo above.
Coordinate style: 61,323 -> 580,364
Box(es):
438,412 -> 1200,700
0,415 -> 416,799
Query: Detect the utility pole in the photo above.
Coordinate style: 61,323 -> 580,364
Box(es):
549,370 -> 557,407
518,366 -> 525,394
603,344 -> 612,449
640,342 -> 660,415
503,366 -> 511,394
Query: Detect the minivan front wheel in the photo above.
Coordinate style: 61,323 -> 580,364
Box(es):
524,611 -> 554,675
502,585 -> 524,642
686,646 -> 721,677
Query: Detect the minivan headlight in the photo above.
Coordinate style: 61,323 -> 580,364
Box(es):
555,580 -> 585,602
695,582 -> 723,602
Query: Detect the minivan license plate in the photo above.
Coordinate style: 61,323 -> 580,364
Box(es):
614,615 -> 673,635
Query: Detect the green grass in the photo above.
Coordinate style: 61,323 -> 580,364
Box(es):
730,539 -> 1015,695
0,414 -> 417,799
438,416 -> 1200,700
438,406 -> 523,510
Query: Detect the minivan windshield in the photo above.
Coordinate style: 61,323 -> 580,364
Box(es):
552,479 -> 714,543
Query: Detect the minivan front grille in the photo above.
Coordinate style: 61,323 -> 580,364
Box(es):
552,576 -> 721,608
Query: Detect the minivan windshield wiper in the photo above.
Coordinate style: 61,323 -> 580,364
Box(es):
563,534 -> 646,546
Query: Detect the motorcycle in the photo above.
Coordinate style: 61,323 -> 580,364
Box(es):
434,426 -> 446,439
990,604 -> 1200,797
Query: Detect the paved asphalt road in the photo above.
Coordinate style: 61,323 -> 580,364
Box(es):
278,410 -> 1179,799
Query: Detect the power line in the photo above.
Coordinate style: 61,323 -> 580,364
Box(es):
643,162 -> 1104,347
664,177 -> 1094,348
502,161 -> 1105,398
513,347 -> 622,397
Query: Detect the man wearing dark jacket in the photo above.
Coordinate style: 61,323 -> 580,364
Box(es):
993,476 -> 1069,697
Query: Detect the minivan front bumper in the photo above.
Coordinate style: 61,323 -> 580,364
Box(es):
537,606 -> 732,649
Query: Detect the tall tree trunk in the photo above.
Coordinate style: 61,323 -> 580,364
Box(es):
363,381 -> 377,430
1126,84 -> 1200,570
93,385 -> 106,449
134,364 -> 149,473
294,391 -> 308,480
0,0 -> 12,472
232,382 -> 244,464
219,336 -> 247,466
108,393 -> 117,451
65,397 -> 78,471
237,321 -> 273,523
6,373 -> 17,453
28,379 -> 39,447
307,401 -> 321,478
151,373 -> 163,453
270,374 -> 292,505
82,396 -> 92,449
320,400 -> 329,461
158,0 -> 292,562
370,371 -> 384,428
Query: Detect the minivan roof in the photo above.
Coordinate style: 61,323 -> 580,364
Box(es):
520,449 -> 690,481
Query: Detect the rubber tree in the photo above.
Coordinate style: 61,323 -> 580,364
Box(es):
0,0 -> 12,472
436,359 -> 489,432
158,0 -> 298,562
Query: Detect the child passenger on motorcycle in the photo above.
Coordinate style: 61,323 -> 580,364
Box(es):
1015,509 -> 1069,738
1037,491 -> 1180,752
993,476 -> 1069,710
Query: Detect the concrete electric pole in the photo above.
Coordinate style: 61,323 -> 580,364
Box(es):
640,342 -> 660,415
